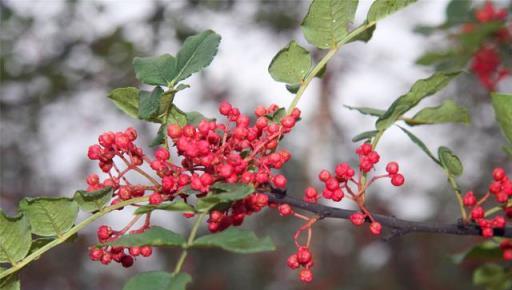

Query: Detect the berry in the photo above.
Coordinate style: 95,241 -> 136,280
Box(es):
493,167 -> 506,181
97,225 -> 113,241
89,248 -> 103,261
350,212 -> 365,226
297,247 -> 312,265
299,269 -> 313,283
287,254 -> 300,269
391,174 -> 405,186
273,174 -> 287,189
463,191 -> 477,207
129,247 -> 141,256
155,147 -> 170,161
149,193 -> 163,205
140,246 -> 153,257
278,204 -> 293,216
121,255 -> 134,268
318,170 -> 330,182
369,222 -> 382,235
385,162 -> 399,174
471,206 -> 485,220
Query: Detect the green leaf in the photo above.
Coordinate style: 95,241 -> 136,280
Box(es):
452,241 -> 501,264
415,50 -> 457,66
473,264 -> 512,290
367,0 -> 416,22
109,226 -> 186,248
133,54 -> 177,86
19,197 -> 78,237
196,183 -> 255,212
406,99 -> 470,126
135,201 -> 195,215
268,107 -> 287,123
491,93 -> 512,146
348,22 -> 376,43
150,124 -> 167,148
504,145 -> 512,158
0,211 -> 31,264
301,0 -> 358,49
28,237 -> 55,256
438,146 -> 463,176
459,22 -> 503,50
286,84 -> 300,94
123,272 -> 191,290
445,0 -> 470,27
376,71 -> 460,131
186,111 -> 213,126
168,105 -> 188,127
398,126 -> 440,165
192,228 -> 275,254
138,87 -> 164,121
173,30 -> 221,83
108,87 -> 140,119
352,130 -> 379,142
268,41 -> 312,84
344,105 -> 385,117
0,268 -> 20,290
73,187 -> 113,212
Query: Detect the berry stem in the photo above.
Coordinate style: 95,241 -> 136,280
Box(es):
447,174 -> 468,221
119,156 -> 160,187
173,213 -> 205,275
0,196 -> 149,280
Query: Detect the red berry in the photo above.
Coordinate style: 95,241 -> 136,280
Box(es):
481,227 -> 494,238
299,269 -> 313,283
489,181 -> 502,194
149,192 -> 163,205
369,222 -> 382,235
471,206 -> 485,220
318,170 -> 330,182
273,174 -> 287,189
278,204 -> 293,216
129,247 -> 141,256
358,143 -> 373,155
210,210 -> 224,223
140,246 -> 153,257
297,247 -> 312,265
287,254 -> 300,269
385,162 -> 399,174
89,248 -> 103,261
504,249 -> 512,261
121,255 -> 134,268
280,116 -> 296,129
493,167 -> 506,181
100,253 -> 112,265
350,212 -> 365,226
97,225 -> 113,241
391,174 -> 405,186
167,124 -> 182,138
219,101 -> 232,115
155,147 -> 170,161
86,174 -> 100,186
463,191 -> 477,207
254,105 -> 266,117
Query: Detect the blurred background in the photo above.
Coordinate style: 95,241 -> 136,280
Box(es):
1,0 -> 512,289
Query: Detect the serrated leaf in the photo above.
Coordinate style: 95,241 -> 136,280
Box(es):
451,241 -> 501,264
491,93 -> 512,146
398,126 -> 440,165
268,41 -> 312,84
0,268 -> 20,290
172,30 -> 221,83
135,201 -> 195,215
352,130 -> 379,142
109,226 -> 186,248
123,272 -> 191,290
367,0 -> 416,22
192,228 -> 275,254
438,146 -> 463,176
73,187 -> 113,212
139,87 -> 164,121
344,105 -> 385,117
196,183 -> 255,212
133,54 -> 177,86
0,211 -> 31,264
186,111 -> 213,126
19,197 -> 78,237
406,99 -> 470,126
473,264 -> 512,290
301,0 -> 358,49
108,87 -> 140,119
376,71 -> 460,131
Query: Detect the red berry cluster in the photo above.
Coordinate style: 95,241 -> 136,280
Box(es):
287,246 -> 314,283
85,102 -> 301,267
278,143 -> 405,283
464,2 -> 510,91
463,168 -> 511,240
88,225 -> 153,268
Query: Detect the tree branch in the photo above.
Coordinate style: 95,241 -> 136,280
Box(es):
265,189 -> 512,239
